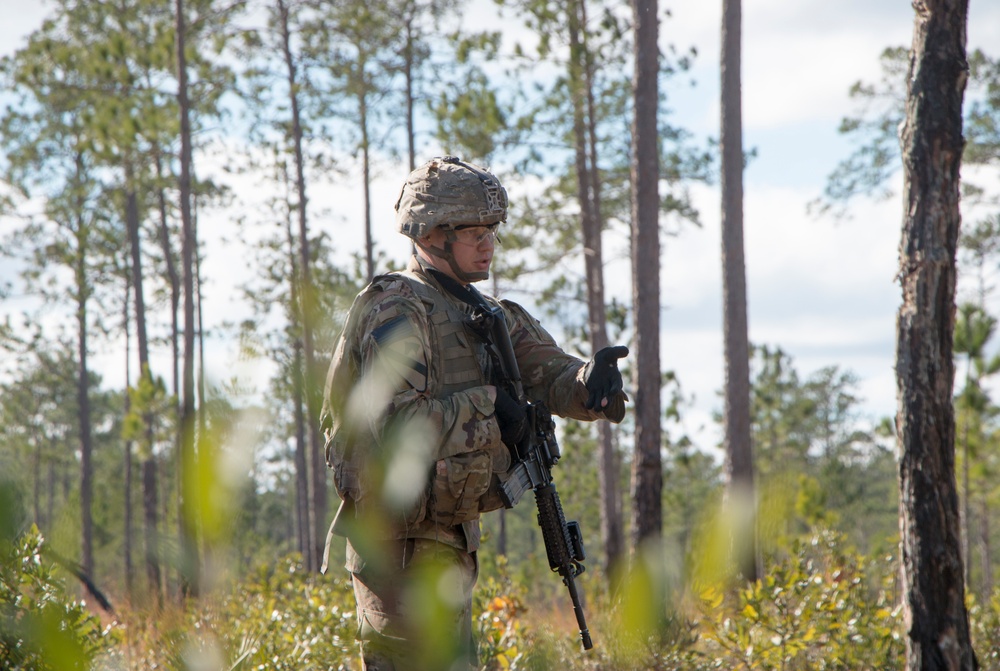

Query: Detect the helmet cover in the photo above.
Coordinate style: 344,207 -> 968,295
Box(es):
395,156 -> 508,239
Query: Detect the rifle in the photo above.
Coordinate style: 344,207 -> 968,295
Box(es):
475,305 -> 594,651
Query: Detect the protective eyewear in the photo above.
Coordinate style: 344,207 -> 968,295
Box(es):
452,225 -> 500,246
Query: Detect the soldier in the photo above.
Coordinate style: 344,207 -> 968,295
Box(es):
321,156 -> 628,670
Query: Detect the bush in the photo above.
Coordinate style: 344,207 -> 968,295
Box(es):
694,528 -> 998,671
192,555 -> 359,670
0,525 -> 115,670
14,521 -> 1000,671
476,529 -> 908,671
696,529 -> 904,670
970,592 -> 1000,671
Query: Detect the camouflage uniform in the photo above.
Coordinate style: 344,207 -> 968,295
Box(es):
320,155 -> 627,670
321,255 -> 616,670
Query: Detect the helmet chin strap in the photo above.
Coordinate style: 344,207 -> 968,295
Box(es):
415,232 -> 489,284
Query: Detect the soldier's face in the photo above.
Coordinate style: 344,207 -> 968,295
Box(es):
422,225 -> 495,283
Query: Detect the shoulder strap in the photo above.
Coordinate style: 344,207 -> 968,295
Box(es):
425,268 -> 494,312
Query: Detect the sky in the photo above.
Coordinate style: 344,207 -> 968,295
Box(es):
2,0 -> 1000,453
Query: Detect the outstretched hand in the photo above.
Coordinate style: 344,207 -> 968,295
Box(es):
583,345 -> 629,411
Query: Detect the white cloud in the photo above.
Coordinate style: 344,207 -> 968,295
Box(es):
662,171 -> 903,439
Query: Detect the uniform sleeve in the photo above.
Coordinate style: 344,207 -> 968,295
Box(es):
351,284 -> 502,461
500,299 -> 609,422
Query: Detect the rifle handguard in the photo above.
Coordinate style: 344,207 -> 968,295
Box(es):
477,304 -> 594,651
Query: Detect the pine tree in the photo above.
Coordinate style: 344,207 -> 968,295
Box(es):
895,0 -> 978,666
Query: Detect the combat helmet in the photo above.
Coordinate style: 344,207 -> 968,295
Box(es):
395,156 -> 507,239
395,156 -> 508,283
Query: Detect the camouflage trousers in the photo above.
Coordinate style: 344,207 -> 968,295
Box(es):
345,537 -> 479,671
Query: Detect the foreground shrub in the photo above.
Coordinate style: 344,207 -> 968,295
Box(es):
14,524 -> 1000,670
478,529 -> 909,671
0,525 -> 114,670
695,529 -> 904,670
970,592 -> 1000,671
475,557 -> 528,670
194,555 -> 358,670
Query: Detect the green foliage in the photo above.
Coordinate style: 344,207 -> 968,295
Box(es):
0,517 -> 115,670
10,518 -> 1000,671
741,345 -> 897,556
474,555 -> 530,669
107,555 -> 357,671
471,529 -> 909,671
431,64 -> 509,164
817,45 -> 1000,215
192,556 -> 357,671
696,529 -> 904,670
965,49 -> 1000,168
970,592 -> 1000,671
122,366 -> 173,453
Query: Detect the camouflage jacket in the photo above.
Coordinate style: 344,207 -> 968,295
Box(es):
321,256 -> 610,559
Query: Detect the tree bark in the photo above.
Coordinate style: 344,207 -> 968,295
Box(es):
361,93 -> 374,282
629,0 -> 662,548
568,0 -> 624,581
67,146 -> 96,581
979,495 -> 991,600
123,274 -> 134,594
581,3 -> 625,579
720,0 -> 757,581
154,148 -> 181,426
896,0 -> 977,667
278,0 -> 326,570
281,165 -> 313,568
124,166 -> 163,599
176,0 -> 200,598
194,190 -> 207,436
75,212 -> 94,580
32,427 -> 41,528
404,11 -> 416,172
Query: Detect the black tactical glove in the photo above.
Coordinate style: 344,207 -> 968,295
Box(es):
494,388 -> 528,447
583,345 -> 629,415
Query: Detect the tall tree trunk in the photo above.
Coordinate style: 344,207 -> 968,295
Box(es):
896,0 -> 977,667
32,428 -> 41,528
77,341 -> 93,580
278,0 -> 325,570
154,148 -> 181,421
75,209 -> 94,579
282,163 -> 312,568
979,494 -> 991,601
126,163 -> 161,600
582,0 -> 625,579
124,273 -> 134,594
76,245 -> 94,575
720,0 -> 757,581
292,340 -> 311,560
46,459 -> 55,530
979,494 -> 993,603
961,382 -> 971,586
194,191 -> 207,436
629,0 -> 662,549
404,14 -> 416,171
361,94 -> 374,282
568,0 -> 623,581
141,455 -> 160,601
153,152 -> 182,597
62,464 -> 71,513
176,0 -> 200,598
